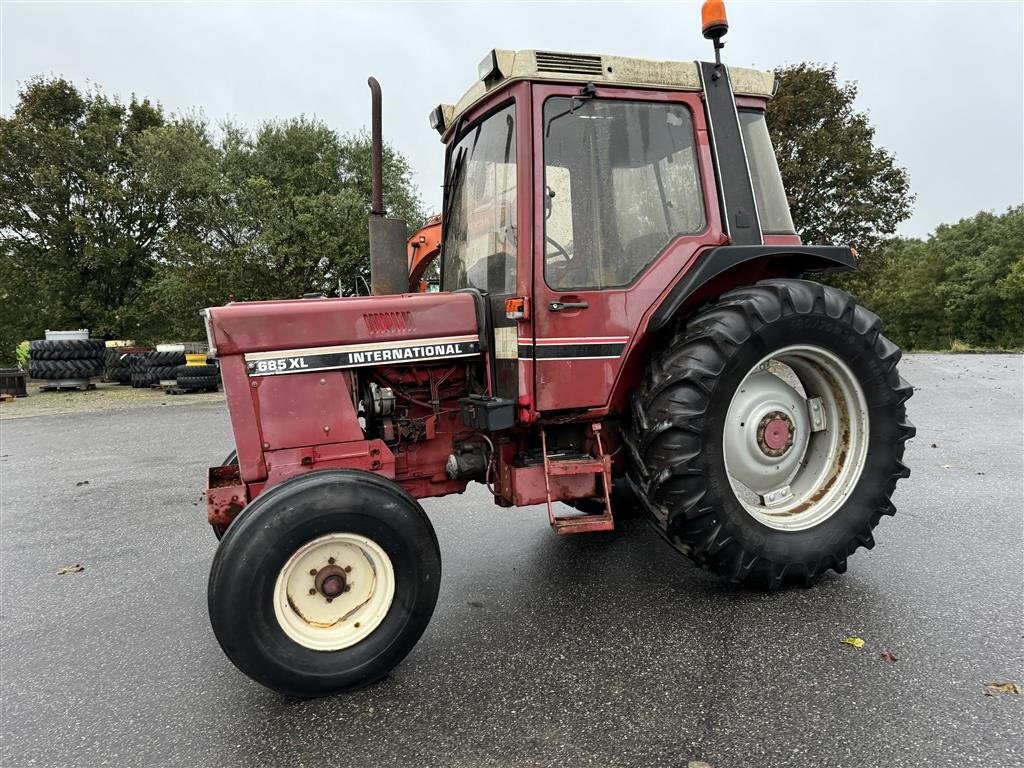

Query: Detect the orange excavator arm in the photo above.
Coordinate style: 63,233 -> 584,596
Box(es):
407,213 -> 442,292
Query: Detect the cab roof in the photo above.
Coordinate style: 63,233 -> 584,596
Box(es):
437,49 -> 777,140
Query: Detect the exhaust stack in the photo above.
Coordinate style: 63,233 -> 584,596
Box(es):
367,76 -> 409,296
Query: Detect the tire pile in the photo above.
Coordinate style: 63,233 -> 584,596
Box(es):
104,348 -> 145,384
175,363 -> 220,392
130,350 -> 186,388
27,339 -> 105,381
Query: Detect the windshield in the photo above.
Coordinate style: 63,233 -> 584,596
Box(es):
441,103 -> 517,294
543,98 -> 705,290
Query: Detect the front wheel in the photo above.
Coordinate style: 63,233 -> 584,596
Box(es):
208,469 -> 441,697
625,279 -> 915,590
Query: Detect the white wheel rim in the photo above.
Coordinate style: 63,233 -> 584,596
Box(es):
273,533 -> 395,651
723,344 -> 870,532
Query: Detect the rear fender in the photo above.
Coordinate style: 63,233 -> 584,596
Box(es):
646,244 -> 857,333
606,245 -> 856,414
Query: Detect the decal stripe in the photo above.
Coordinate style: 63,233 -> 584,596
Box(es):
245,335 -> 479,361
245,335 -> 482,376
518,341 -> 627,360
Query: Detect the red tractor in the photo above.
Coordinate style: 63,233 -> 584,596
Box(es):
202,2 -> 914,697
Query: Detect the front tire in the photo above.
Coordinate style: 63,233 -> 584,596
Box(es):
625,279 -> 915,590
208,469 -> 441,697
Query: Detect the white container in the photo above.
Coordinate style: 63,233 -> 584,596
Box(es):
45,329 -> 89,341
156,343 -> 186,353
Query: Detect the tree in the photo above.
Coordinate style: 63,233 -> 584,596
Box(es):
0,78 -> 181,354
767,64 -> 915,295
142,120 -> 424,340
0,76 -> 424,356
859,207 -> 1023,350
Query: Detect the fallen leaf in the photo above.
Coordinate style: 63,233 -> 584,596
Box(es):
688,762 -> 713,768
56,564 -> 85,575
841,636 -> 865,649
983,682 -> 1020,697
930,443 -> 937,448
941,464 -> 951,469
880,650 -> 898,663
75,480 -> 90,487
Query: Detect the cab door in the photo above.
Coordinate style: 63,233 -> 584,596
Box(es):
529,84 -> 712,413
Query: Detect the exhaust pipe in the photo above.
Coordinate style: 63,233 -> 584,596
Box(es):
367,76 -> 409,295
368,77 -> 385,217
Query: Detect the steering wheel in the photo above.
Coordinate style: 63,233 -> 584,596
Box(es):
545,234 -> 570,262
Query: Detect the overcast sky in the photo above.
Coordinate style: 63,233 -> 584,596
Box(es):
2,1 -> 1022,237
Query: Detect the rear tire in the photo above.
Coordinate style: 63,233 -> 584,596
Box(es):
208,469 -> 441,697
624,279 -> 915,590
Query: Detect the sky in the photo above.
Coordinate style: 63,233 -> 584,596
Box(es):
2,0 -> 1022,238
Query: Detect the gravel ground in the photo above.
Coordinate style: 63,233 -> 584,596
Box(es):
0,354 -> 1021,768
0,381 -> 224,420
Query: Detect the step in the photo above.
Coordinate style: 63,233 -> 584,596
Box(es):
550,510 -> 615,534
546,457 -> 607,476
541,424 -> 615,535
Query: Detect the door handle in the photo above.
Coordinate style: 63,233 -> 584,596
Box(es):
549,301 -> 589,311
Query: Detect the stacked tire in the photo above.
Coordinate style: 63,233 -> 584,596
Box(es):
104,349 -> 138,384
28,339 -> 105,382
142,350 -> 186,387
128,353 -> 153,388
174,363 -> 220,392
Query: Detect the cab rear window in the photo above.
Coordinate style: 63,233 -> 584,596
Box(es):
738,110 -> 795,234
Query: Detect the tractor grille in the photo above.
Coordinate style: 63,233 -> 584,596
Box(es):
535,52 -> 604,77
363,311 -> 415,335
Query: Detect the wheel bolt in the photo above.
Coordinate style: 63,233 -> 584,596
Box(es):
328,557 -> 335,565
308,588 -> 316,595
344,565 -> 352,573
326,597 -> 333,603
309,569 -> 317,576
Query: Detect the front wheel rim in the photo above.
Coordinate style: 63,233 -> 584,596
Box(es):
722,344 -> 870,532
273,532 -> 395,651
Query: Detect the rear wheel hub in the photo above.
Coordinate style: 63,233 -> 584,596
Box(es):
758,412 -> 794,456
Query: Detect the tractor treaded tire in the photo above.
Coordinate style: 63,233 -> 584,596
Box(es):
174,364 -> 218,379
176,375 -> 219,390
107,366 -> 131,383
105,349 -> 133,368
148,365 -> 179,381
130,371 -> 157,388
29,339 -> 105,360
126,353 -> 148,371
623,279 -> 915,590
144,350 -> 186,367
28,358 -> 104,380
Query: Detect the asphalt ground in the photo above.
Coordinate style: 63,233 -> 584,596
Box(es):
1,354 -> 1021,768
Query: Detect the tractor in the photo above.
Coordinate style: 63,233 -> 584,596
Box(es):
202,0 -> 915,697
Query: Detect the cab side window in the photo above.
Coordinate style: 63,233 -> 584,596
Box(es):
543,99 -> 704,290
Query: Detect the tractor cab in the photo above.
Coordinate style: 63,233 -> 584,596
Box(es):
429,49 -> 800,415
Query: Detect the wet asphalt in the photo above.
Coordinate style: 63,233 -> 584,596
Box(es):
0,354 -> 1021,768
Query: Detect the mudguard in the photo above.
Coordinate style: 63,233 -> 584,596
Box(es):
647,244 -> 856,332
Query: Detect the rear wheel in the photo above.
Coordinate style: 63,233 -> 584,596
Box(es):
208,469 -> 441,697
625,279 -> 915,589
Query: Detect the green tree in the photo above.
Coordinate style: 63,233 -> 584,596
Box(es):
862,207 -> 1023,350
767,64 -> 915,295
143,120 -> 423,340
0,76 -> 424,355
0,77 -> 176,354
